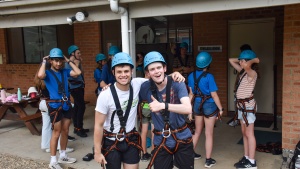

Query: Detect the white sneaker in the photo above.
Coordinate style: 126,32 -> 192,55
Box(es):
58,156 -> 77,164
49,162 -> 62,169
45,147 -> 74,153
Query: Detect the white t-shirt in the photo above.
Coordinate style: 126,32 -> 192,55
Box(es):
95,78 -> 147,134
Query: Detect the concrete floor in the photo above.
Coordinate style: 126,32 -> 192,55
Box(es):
0,105 -> 283,169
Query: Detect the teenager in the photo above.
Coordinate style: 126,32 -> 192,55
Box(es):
140,51 -> 194,169
188,51 -> 223,168
94,53 -> 107,96
229,50 -> 260,169
38,48 -> 81,169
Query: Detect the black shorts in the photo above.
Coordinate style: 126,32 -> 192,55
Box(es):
102,136 -> 140,169
153,141 -> 194,169
48,106 -> 72,123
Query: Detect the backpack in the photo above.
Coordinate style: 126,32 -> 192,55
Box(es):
289,141 -> 300,169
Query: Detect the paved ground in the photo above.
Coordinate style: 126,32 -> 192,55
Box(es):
0,105 -> 283,169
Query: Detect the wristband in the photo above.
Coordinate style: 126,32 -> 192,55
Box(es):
165,102 -> 168,111
42,60 -> 46,64
220,108 -> 224,111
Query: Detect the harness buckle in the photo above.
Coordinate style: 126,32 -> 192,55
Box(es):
62,96 -> 68,102
116,132 -> 125,141
162,128 -> 171,138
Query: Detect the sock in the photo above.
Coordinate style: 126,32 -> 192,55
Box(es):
50,156 -> 57,164
249,158 -> 255,164
245,156 -> 249,159
60,150 -> 66,158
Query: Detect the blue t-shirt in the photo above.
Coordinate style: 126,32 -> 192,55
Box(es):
101,64 -> 115,85
139,80 -> 192,148
44,69 -> 71,110
187,70 -> 218,103
65,63 -> 84,89
94,68 -> 102,90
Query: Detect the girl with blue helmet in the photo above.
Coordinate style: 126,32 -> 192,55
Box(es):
94,53 -> 107,96
187,51 -> 223,168
229,50 -> 260,169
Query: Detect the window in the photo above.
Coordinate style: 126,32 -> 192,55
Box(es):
7,25 -> 74,64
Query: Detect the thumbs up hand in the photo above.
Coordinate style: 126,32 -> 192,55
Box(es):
149,95 -> 164,113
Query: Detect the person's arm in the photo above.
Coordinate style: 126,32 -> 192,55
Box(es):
211,91 -> 223,118
37,56 -> 49,79
169,71 -> 185,82
65,56 -> 81,77
149,95 -> 192,115
69,55 -> 81,67
100,81 -> 108,88
243,58 -> 260,79
94,111 -> 107,166
229,58 -> 242,73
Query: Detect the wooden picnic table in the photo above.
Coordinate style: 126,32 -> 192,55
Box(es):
0,96 -> 41,135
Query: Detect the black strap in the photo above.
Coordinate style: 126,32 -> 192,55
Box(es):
234,71 -> 247,94
48,69 -> 65,96
97,68 -> 101,89
193,71 -> 208,95
150,76 -> 173,123
109,84 -> 133,132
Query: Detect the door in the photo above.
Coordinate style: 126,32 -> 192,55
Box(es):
228,18 -> 274,114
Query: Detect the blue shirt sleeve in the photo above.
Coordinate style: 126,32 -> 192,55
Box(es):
101,64 -> 109,84
94,68 -> 102,83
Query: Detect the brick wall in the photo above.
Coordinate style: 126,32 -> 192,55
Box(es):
0,28 -> 40,93
193,6 -> 284,117
283,4 -> 300,149
74,22 -> 101,105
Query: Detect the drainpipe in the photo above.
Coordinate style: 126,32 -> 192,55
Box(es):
110,0 -> 129,54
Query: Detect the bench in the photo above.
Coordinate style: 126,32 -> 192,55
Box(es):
20,112 -> 42,122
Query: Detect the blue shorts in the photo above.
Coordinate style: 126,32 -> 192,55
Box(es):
193,101 -> 217,117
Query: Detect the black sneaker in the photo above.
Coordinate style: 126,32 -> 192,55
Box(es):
74,128 -> 89,134
68,135 -> 76,142
76,129 -> 87,137
204,158 -> 216,168
234,156 -> 247,167
141,152 -> 151,162
236,159 -> 257,169
194,152 -> 202,159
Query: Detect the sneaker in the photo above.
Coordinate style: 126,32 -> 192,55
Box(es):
205,158 -> 216,168
141,152 -> 151,162
234,156 -> 247,167
74,128 -> 89,134
76,129 -> 87,137
194,152 -> 202,159
68,135 -> 76,141
58,156 -> 77,164
49,162 -> 62,169
229,120 -> 239,127
45,147 -> 75,153
236,159 -> 257,169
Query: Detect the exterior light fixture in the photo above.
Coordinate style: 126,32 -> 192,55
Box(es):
67,11 -> 89,25
75,11 -> 89,22
67,16 -> 76,25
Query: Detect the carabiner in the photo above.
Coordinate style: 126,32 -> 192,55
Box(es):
116,132 -> 125,141
162,128 -> 171,138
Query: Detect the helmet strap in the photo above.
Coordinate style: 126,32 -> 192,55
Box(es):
155,74 -> 166,85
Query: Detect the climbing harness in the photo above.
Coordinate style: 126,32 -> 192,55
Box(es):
146,76 -> 192,169
101,84 -> 142,157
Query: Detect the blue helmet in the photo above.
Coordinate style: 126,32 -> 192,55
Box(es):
196,52 -> 212,68
238,50 -> 256,60
108,46 -> 120,56
68,45 -> 79,56
180,42 -> 188,49
49,48 -> 64,58
95,53 -> 106,63
144,51 -> 166,69
111,52 -> 134,69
